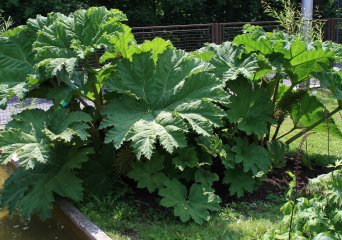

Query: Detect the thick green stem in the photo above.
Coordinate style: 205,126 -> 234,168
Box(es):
285,106 -> 341,145
277,127 -> 296,140
265,77 -> 281,143
272,119 -> 283,141
92,84 -> 102,120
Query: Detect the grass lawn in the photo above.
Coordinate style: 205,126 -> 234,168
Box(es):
79,89 -> 341,240
79,196 -> 283,240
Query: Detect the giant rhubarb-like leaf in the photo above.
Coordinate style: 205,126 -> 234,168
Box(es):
0,108 -> 91,169
199,42 -> 259,81
101,49 -> 226,159
0,146 -> 92,219
0,27 -> 35,108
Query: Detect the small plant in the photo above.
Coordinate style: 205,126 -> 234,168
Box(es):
263,160 -> 342,239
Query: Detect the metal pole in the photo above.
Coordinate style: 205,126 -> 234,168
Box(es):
300,0 -> 313,89
301,0 -> 313,20
301,0 -> 313,41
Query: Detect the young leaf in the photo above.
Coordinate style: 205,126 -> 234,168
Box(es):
101,49 -> 226,159
159,179 -> 221,224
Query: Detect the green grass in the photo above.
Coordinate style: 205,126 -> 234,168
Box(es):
273,89 -> 342,167
79,195 -> 283,240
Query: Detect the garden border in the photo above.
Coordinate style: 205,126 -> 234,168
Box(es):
8,160 -> 112,240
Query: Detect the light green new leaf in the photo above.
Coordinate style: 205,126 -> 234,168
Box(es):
232,138 -> 271,175
223,168 -> 257,198
0,26 -> 35,108
226,79 -> 274,137
127,154 -> 168,193
102,49 -> 226,159
233,34 -> 273,55
0,146 -> 92,219
159,179 -> 221,224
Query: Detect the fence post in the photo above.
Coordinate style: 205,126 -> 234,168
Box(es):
211,23 -> 222,44
327,18 -> 337,42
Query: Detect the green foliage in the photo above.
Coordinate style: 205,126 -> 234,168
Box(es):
263,161 -> 342,239
0,108 -> 91,169
127,154 -> 168,193
226,79 -> 274,137
0,7 -> 341,225
223,168 -> 258,198
0,146 -> 93,219
0,26 -> 35,108
101,49 -> 226,159
159,179 -> 221,224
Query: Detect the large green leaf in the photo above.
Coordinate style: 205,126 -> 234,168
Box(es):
159,179 -> 221,224
0,146 -> 92,219
32,7 -> 129,93
223,168 -> 258,198
0,26 -> 35,108
101,49 -> 226,159
0,129 -> 50,169
226,79 -> 274,137
231,138 -> 271,175
198,42 -> 259,81
0,108 -> 91,169
127,154 -> 168,193
233,29 -> 334,84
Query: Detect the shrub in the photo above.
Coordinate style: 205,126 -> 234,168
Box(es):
0,7 -> 341,224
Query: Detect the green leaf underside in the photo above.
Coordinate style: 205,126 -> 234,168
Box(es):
226,79 -> 274,137
159,179 -> 221,224
102,49 -> 226,159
